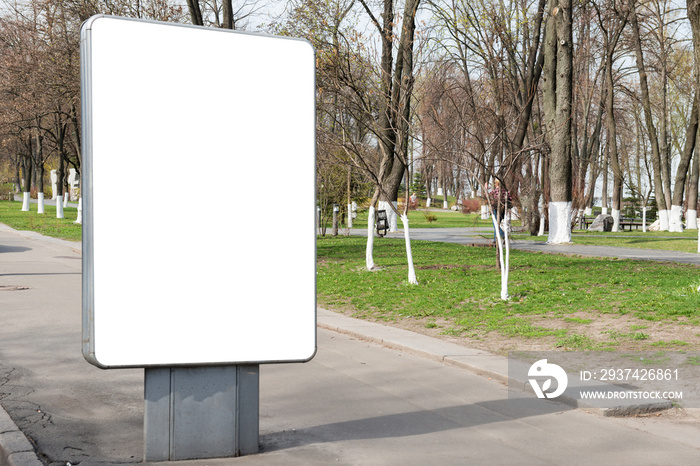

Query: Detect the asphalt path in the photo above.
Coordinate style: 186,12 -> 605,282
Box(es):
346,227 -> 700,265
1,224 -> 700,465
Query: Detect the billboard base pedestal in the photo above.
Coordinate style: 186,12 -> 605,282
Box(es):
144,365 -> 259,461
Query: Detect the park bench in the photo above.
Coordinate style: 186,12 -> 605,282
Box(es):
579,216 -> 595,229
580,216 -> 648,231
619,218 -> 645,231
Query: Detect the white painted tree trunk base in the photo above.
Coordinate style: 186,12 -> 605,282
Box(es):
37,193 -> 45,214
584,207 -> 592,216
547,201 -> 572,244
502,235 -> 510,301
426,198 -> 431,208
602,207 -> 608,215
659,209 -> 670,231
642,207 -> 648,233
480,205 -> 490,220
686,210 -> 697,230
56,197 -> 64,219
611,209 -> 620,232
74,198 -> 83,224
443,200 -> 448,209
366,206 -> 375,270
21,192 -> 30,211
491,215 -> 509,301
669,205 -> 684,232
400,214 -> 418,285
347,203 -> 353,228
378,200 -> 399,232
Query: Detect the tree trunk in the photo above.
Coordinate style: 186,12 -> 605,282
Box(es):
601,144 -> 609,214
56,194 -> 65,219
670,96 -> 699,231
688,147 -> 699,229
402,168 -> 417,284
543,0 -> 573,244
425,176 -> 432,207
222,0 -> 234,29
21,150 -> 32,211
605,51 -> 622,232
32,128 -> 46,214
70,104 -> 82,170
631,3 -> 669,229
687,0 -> 700,229
14,158 -> 21,193
582,78 -> 605,215
366,189 -> 380,270
186,0 -> 204,26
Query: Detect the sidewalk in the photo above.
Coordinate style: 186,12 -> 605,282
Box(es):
1,224 -> 700,465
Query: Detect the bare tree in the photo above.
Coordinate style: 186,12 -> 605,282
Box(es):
690,0 -> 700,240
630,0 -> 674,230
185,0 -> 269,29
595,1 -> 629,232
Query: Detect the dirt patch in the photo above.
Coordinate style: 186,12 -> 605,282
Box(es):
345,312 -> 560,355
345,309 -> 700,355
527,312 -> 700,351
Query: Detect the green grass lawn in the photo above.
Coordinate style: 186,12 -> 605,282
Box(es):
512,229 -> 699,253
0,200 -> 81,242
317,236 -> 700,353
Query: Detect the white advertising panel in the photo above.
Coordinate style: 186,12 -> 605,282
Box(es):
81,16 -> 316,368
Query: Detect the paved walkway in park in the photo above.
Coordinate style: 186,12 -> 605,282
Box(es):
1,223 -> 700,465
347,227 -> 700,265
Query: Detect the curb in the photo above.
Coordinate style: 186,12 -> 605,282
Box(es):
0,409 -> 42,466
317,308 -> 673,416
0,223 -> 81,252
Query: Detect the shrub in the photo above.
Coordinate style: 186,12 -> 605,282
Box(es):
424,211 -> 438,223
0,183 -> 13,201
461,198 -> 481,214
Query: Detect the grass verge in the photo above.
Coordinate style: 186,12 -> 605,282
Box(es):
0,200 -> 81,242
317,236 -> 700,354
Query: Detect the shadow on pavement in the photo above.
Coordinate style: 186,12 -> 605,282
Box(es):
261,397 -> 571,452
0,245 -> 32,253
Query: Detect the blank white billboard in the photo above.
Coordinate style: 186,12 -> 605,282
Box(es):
81,16 -> 316,368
